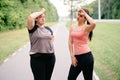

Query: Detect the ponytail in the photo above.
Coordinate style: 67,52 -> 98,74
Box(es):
87,21 -> 93,41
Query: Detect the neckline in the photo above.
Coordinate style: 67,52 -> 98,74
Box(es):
36,25 -> 44,29
73,25 -> 83,31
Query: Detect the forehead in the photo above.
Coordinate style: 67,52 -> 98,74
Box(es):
77,11 -> 83,14
38,14 -> 45,18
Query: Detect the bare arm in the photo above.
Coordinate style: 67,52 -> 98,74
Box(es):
80,9 -> 96,32
68,26 -> 78,67
27,8 -> 46,30
68,27 -> 74,56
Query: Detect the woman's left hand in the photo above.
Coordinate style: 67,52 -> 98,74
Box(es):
71,56 -> 78,67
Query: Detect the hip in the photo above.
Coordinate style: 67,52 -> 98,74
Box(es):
30,52 -> 55,59
75,51 -> 94,62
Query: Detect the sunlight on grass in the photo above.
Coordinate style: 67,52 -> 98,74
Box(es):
90,22 -> 120,80
0,28 -> 29,63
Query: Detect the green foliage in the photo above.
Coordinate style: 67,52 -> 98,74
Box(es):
81,1 -> 98,19
83,0 -> 120,19
0,0 -> 58,31
20,0 -> 27,3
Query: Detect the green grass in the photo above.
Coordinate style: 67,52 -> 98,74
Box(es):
67,21 -> 120,80
91,22 -> 120,80
0,28 -> 29,63
0,22 -> 57,64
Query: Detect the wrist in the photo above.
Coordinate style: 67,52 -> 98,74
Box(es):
70,54 -> 75,57
30,12 -> 40,19
40,8 -> 46,14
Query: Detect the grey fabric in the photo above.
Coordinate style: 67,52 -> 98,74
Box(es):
28,26 -> 54,54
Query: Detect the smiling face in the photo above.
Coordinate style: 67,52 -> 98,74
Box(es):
36,14 -> 45,26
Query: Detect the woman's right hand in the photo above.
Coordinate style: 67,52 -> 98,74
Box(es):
71,55 -> 78,67
41,8 -> 46,14
27,8 -> 46,30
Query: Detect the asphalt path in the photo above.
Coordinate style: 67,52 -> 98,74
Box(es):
0,21 -> 98,80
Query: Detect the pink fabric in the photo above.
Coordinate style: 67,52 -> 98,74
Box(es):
71,28 -> 90,55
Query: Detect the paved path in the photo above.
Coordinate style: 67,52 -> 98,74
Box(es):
0,42 -> 33,80
0,21 -> 98,80
51,22 -> 84,80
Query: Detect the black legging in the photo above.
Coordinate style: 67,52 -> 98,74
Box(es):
68,52 -> 94,80
30,53 -> 56,80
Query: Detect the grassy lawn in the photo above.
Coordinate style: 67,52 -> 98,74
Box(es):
0,28 -> 29,63
67,21 -> 120,80
0,22 -> 57,64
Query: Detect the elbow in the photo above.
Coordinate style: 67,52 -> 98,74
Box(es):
93,21 -> 96,26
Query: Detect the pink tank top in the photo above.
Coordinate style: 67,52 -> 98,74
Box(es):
71,27 -> 91,55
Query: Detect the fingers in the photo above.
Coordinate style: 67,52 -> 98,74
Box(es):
78,9 -> 85,16
72,62 -> 77,67
78,8 -> 84,13
71,56 -> 78,67
41,8 -> 46,13
74,58 -> 78,67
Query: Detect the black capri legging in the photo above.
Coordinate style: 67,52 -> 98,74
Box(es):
30,53 -> 56,80
68,52 -> 94,80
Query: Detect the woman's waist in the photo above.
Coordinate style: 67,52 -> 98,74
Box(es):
75,50 -> 91,56
29,49 -> 54,55
30,46 -> 54,54
30,52 -> 54,58
74,44 -> 90,50
74,46 -> 91,55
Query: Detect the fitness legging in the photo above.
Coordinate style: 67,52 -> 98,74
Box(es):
30,53 -> 55,80
68,52 -> 94,80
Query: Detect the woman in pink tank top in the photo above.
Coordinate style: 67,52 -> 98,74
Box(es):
68,8 -> 96,80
